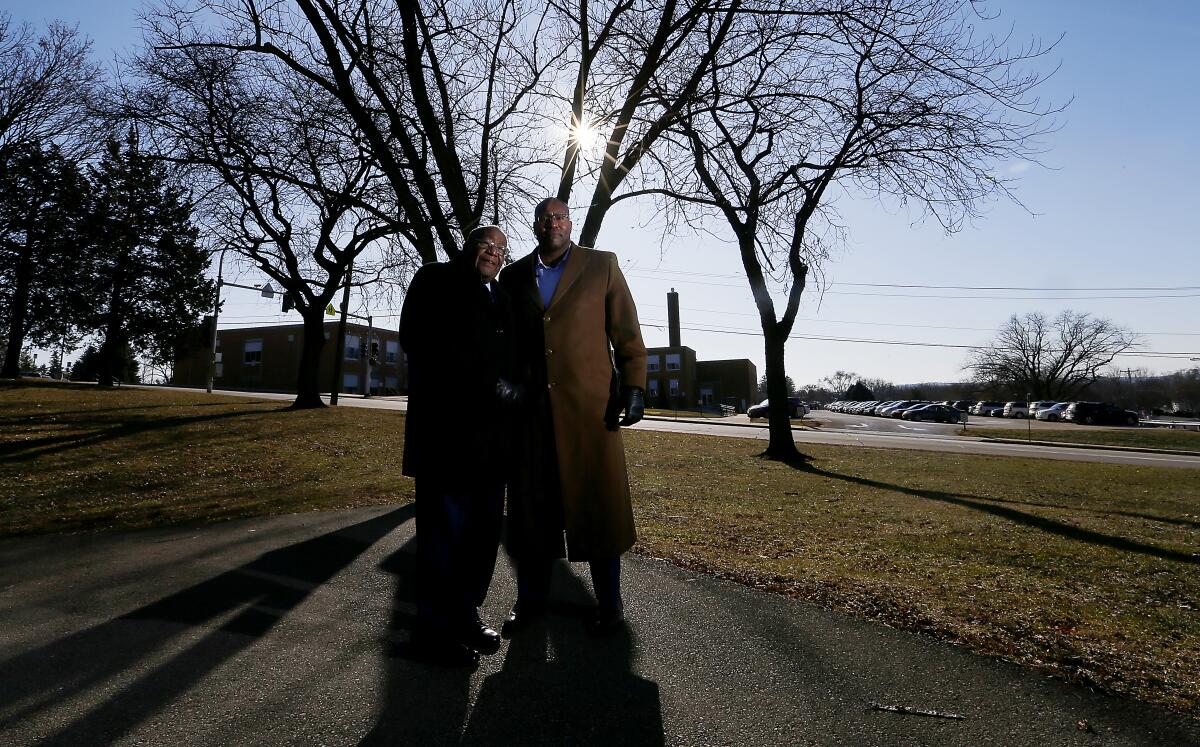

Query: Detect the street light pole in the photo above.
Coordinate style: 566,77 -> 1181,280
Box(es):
331,260 -> 353,406
206,245 -> 229,394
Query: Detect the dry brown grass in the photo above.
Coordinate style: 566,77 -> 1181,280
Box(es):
624,428 -> 1200,715
976,426 -> 1200,452
0,381 -> 411,535
4,381 -> 1198,715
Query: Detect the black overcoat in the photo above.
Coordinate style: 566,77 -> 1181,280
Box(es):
400,260 -> 514,485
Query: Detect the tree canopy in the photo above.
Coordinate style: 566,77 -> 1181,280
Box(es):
965,310 -> 1139,400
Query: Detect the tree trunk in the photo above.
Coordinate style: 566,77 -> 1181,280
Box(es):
98,272 -> 124,388
577,192 -> 612,248
291,311 -> 328,409
761,328 -> 805,462
0,224 -> 35,378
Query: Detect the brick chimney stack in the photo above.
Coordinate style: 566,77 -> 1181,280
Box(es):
667,288 -> 681,347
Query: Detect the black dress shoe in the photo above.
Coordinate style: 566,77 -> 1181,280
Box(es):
586,606 -> 625,637
458,620 -> 502,655
501,601 -> 547,637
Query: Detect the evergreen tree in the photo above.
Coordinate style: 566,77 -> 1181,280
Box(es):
70,343 -> 139,383
845,381 -> 874,401
85,131 -> 214,386
1,141 -> 91,378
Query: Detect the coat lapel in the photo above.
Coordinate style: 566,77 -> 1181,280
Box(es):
546,243 -> 586,312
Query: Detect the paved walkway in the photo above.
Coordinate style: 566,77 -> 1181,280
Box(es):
1,507 -> 1196,746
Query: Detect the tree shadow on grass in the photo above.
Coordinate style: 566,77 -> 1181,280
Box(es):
0,407 -> 284,464
0,400 -> 241,426
789,460 -> 1199,566
0,505 -> 413,745
361,531 -> 664,746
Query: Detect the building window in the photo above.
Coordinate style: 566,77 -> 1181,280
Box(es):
700,387 -> 714,406
244,339 -> 263,365
647,379 -> 659,398
669,378 -> 680,397
386,340 -> 399,363
343,373 -> 358,392
287,334 -> 295,343
666,353 -> 681,371
647,355 -> 660,372
345,335 -> 360,360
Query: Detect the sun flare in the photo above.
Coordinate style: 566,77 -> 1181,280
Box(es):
568,117 -> 606,158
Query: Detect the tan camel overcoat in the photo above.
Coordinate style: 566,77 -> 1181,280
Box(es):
499,244 -> 647,560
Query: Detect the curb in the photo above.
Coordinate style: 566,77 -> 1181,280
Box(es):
983,437 -> 1200,458
642,414 -> 820,432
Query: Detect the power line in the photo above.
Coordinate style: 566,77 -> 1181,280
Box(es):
626,272 -> 1200,299
639,303 -> 1200,336
639,318 -> 1200,359
627,267 -> 1200,291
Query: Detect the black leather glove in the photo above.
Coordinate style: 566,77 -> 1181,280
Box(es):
495,378 -> 526,408
605,385 -> 644,431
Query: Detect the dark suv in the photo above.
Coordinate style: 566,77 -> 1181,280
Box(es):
1063,401 -> 1139,426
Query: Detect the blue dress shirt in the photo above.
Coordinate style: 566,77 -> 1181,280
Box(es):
535,247 -> 571,309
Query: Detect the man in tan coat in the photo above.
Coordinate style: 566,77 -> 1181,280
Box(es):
498,197 -> 647,636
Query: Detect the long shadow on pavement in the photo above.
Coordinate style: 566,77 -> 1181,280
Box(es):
362,532 -> 664,746
0,505 -> 413,745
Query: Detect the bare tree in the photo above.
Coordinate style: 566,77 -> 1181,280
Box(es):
820,370 -> 860,398
966,310 -> 1139,400
127,10 -> 404,407
658,0 -> 1060,460
0,14 -> 103,159
550,0 -> 741,246
144,0 -> 562,262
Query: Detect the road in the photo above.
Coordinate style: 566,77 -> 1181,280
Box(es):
3,506 -> 1196,746
159,387 -> 1200,470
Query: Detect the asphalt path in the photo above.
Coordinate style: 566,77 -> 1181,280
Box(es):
158,388 -> 1200,470
2,507 -> 1197,746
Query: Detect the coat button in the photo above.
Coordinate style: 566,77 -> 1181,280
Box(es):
547,382 -> 556,389
546,348 -> 553,355
543,315 -> 550,322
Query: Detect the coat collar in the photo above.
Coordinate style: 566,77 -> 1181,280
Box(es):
544,242 -> 586,312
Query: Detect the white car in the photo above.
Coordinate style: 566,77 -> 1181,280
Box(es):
1036,402 -> 1071,421
1029,400 -> 1058,417
1002,401 -> 1029,418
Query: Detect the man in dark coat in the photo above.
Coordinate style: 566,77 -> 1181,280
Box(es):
498,198 -> 647,636
400,225 -> 514,666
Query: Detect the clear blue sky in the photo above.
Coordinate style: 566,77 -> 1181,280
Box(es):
11,0 -> 1199,386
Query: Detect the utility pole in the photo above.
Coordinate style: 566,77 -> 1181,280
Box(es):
363,314 -> 373,398
206,246 -> 228,394
1119,368 -> 1138,413
331,260 -> 353,406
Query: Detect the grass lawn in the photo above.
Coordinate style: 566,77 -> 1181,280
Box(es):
3,381 -> 1198,716
0,381 -> 413,535
974,427 -> 1200,452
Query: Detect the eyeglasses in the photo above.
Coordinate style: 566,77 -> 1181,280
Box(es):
536,212 -> 570,226
475,241 -> 508,257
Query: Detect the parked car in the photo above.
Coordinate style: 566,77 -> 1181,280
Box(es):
748,397 -> 809,419
891,401 -> 933,418
1028,400 -> 1058,417
1036,402 -> 1070,421
879,400 -> 919,417
1002,401 -> 1029,418
1063,401 -> 1139,426
970,401 -> 1004,416
902,404 -> 963,423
